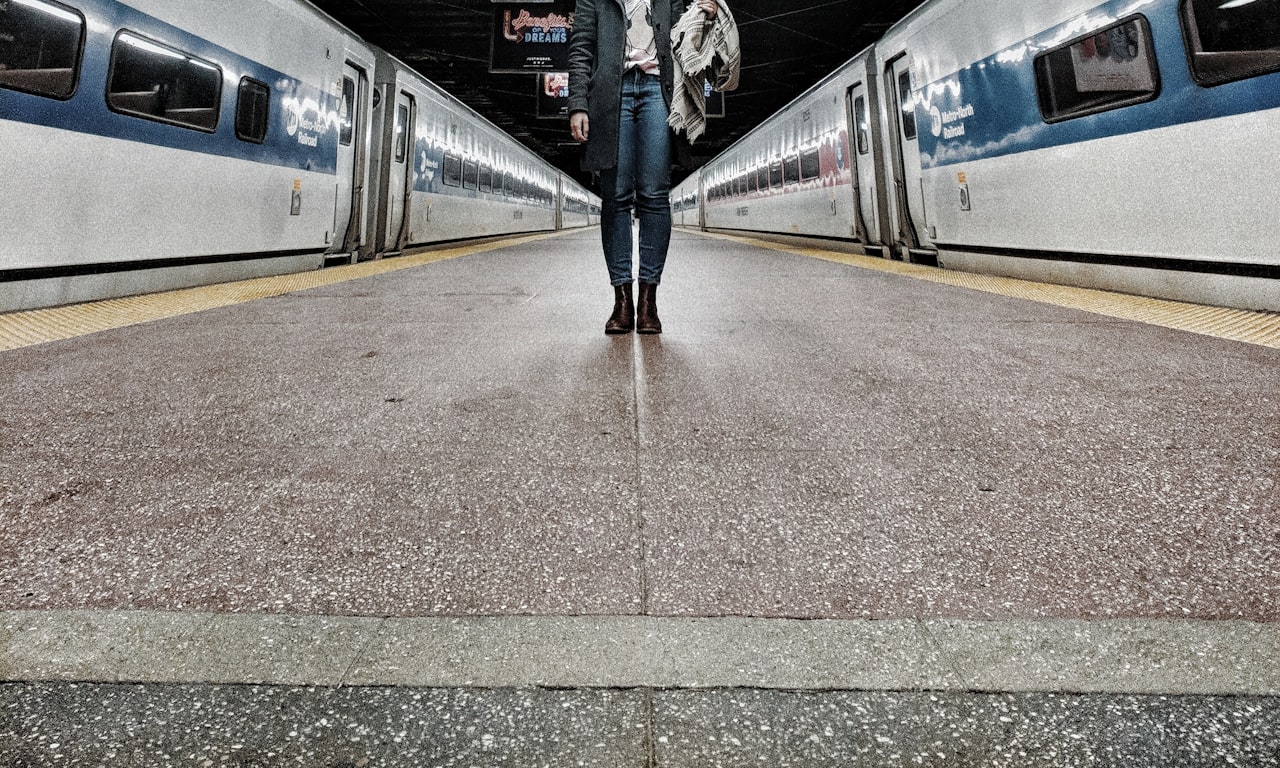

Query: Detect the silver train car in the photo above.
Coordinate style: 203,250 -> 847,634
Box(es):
677,0 -> 1280,312
0,0 -> 599,313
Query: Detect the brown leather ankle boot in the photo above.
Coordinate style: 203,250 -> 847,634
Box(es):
604,282 -> 634,335
636,281 -> 662,334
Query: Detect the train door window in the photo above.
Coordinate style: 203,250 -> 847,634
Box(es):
769,160 -> 784,188
800,147 -> 820,180
235,78 -> 269,144
783,155 -> 800,185
107,32 -> 221,132
479,164 -> 493,193
337,76 -> 355,145
0,0 -> 84,98
897,70 -> 917,139
393,103 -> 409,162
442,153 -> 462,186
1034,16 -> 1159,122
1181,0 -> 1280,86
854,95 -> 871,155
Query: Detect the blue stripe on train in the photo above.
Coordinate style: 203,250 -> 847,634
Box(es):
0,0 -> 341,175
915,0 -> 1280,169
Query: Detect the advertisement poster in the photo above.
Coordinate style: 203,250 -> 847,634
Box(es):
491,1 -> 574,73
537,72 -> 570,118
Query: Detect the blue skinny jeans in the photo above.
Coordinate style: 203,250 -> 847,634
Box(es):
599,69 -> 673,286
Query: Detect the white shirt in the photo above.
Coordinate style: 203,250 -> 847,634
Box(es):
624,0 -> 660,74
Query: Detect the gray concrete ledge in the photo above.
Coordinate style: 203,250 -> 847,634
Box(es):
3,611 -> 1278,695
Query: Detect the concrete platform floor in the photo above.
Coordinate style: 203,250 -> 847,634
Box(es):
2,228 -> 1279,764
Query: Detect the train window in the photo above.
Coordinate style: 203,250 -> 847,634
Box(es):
462,159 -> 478,190
0,0 -> 84,99
338,77 -> 355,145
393,104 -> 409,162
748,169 -> 758,193
769,160 -> 783,188
800,147 -> 820,180
235,78 -> 269,144
783,155 -> 800,185
442,153 -> 462,186
1034,17 -> 1159,123
897,71 -> 917,140
107,32 -> 221,132
479,165 -> 493,193
1181,0 -> 1280,86
854,96 -> 870,155
756,166 -> 769,191
737,174 -> 748,196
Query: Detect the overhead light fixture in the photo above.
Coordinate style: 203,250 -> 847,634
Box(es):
1218,0 -> 1259,9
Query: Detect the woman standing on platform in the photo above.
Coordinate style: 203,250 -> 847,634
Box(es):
568,0 -> 719,335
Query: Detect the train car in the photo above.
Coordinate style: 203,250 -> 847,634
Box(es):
685,0 -> 1280,312
670,174 -> 700,230
1,0 -> 600,313
1,0 -> 379,311
366,50 -> 588,255
560,177 -> 601,230
879,0 -> 1279,309
699,49 -> 890,254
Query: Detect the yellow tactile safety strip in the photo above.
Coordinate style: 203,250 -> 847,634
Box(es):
0,231 -> 570,353
702,231 -> 1280,350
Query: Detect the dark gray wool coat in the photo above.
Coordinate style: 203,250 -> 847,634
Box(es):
567,0 -> 691,172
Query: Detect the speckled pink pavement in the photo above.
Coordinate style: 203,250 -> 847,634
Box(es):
3,230 -> 1278,621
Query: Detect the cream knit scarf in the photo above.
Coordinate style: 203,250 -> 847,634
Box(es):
668,0 -> 741,143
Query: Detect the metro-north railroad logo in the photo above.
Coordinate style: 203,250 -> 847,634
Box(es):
931,102 -> 975,139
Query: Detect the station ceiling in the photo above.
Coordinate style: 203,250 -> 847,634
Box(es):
307,0 -> 924,184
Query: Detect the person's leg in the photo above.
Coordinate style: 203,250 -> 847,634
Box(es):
632,74 -> 672,333
633,75 -> 673,286
600,73 -> 642,288
598,166 -> 634,288
599,73 -> 642,333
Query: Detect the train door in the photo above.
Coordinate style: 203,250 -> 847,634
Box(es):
555,175 -> 564,230
385,90 -> 416,251
884,54 -> 929,256
845,82 -> 879,245
332,62 -> 370,258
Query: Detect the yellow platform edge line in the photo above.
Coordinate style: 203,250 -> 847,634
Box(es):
0,230 -> 573,353
699,231 -> 1280,350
